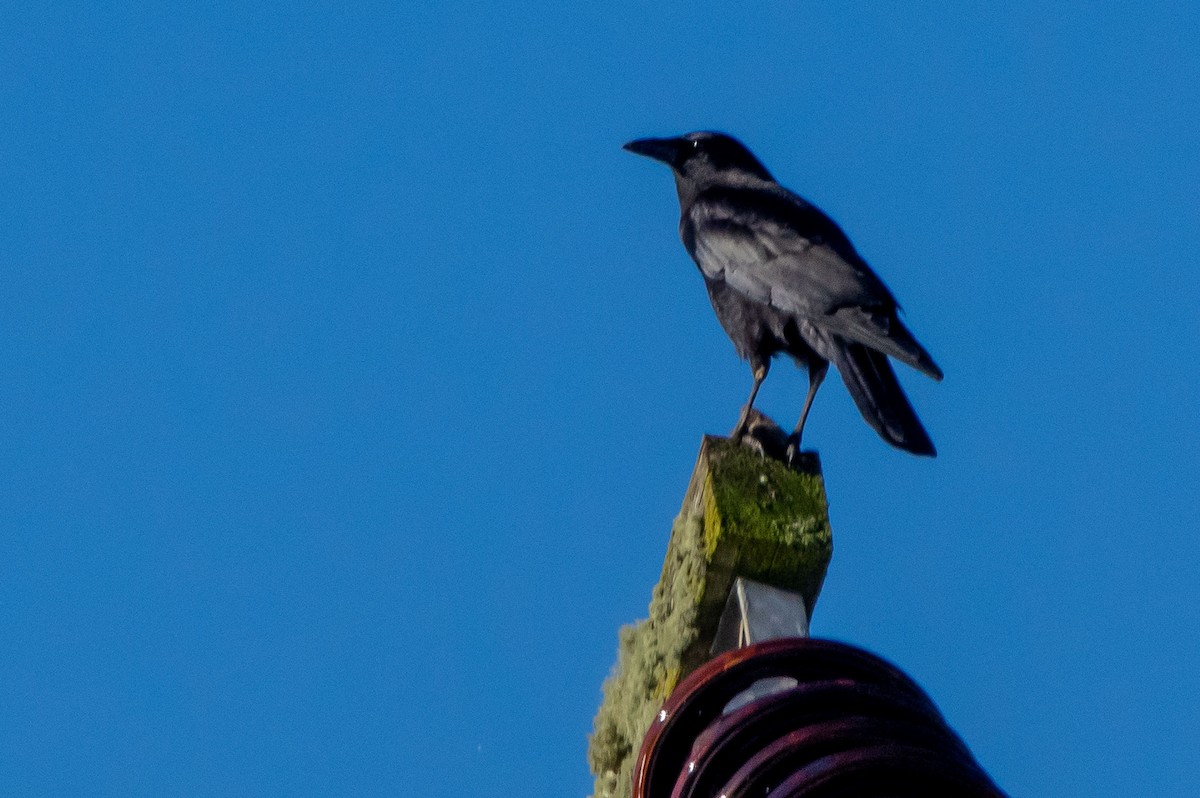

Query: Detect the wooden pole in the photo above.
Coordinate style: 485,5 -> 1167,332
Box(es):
588,430 -> 833,798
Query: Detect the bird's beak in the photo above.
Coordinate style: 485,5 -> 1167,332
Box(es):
623,136 -> 685,167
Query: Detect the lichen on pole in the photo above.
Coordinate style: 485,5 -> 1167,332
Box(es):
587,430 -> 833,798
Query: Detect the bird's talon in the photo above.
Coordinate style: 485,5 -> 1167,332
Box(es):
784,438 -> 799,466
730,414 -> 753,442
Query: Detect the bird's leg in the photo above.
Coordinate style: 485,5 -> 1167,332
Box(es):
786,360 -> 829,463
731,360 -> 769,440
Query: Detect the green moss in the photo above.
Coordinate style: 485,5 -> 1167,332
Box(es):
708,441 -> 830,544
704,440 -> 832,613
587,512 -> 706,798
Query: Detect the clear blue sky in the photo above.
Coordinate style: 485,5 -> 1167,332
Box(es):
2,3 -> 1197,795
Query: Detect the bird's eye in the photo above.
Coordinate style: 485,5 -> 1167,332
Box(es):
691,139 -> 700,150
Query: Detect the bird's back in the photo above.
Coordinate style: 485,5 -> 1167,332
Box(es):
681,181 -> 941,381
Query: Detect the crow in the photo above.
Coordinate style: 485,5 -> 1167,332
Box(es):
624,131 -> 942,459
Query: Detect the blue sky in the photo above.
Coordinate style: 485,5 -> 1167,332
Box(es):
2,2 -> 1198,795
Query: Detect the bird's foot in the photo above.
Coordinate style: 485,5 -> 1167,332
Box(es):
784,433 -> 802,467
729,415 -> 751,442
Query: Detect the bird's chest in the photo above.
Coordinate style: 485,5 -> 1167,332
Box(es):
703,277 -> 790,360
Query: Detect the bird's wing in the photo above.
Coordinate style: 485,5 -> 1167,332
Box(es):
686,189 -> 942,379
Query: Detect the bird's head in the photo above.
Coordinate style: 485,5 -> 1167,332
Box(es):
622,131 -> 773,183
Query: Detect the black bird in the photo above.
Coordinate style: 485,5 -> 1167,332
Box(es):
624,131 -> 942,458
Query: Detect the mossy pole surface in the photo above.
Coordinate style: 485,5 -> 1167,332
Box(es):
588,435 -> 832,798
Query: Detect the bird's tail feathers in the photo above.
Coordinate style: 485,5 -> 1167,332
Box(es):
829,307 -> 943,381
883,320 -> 943,381
833,343 -> 936,456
